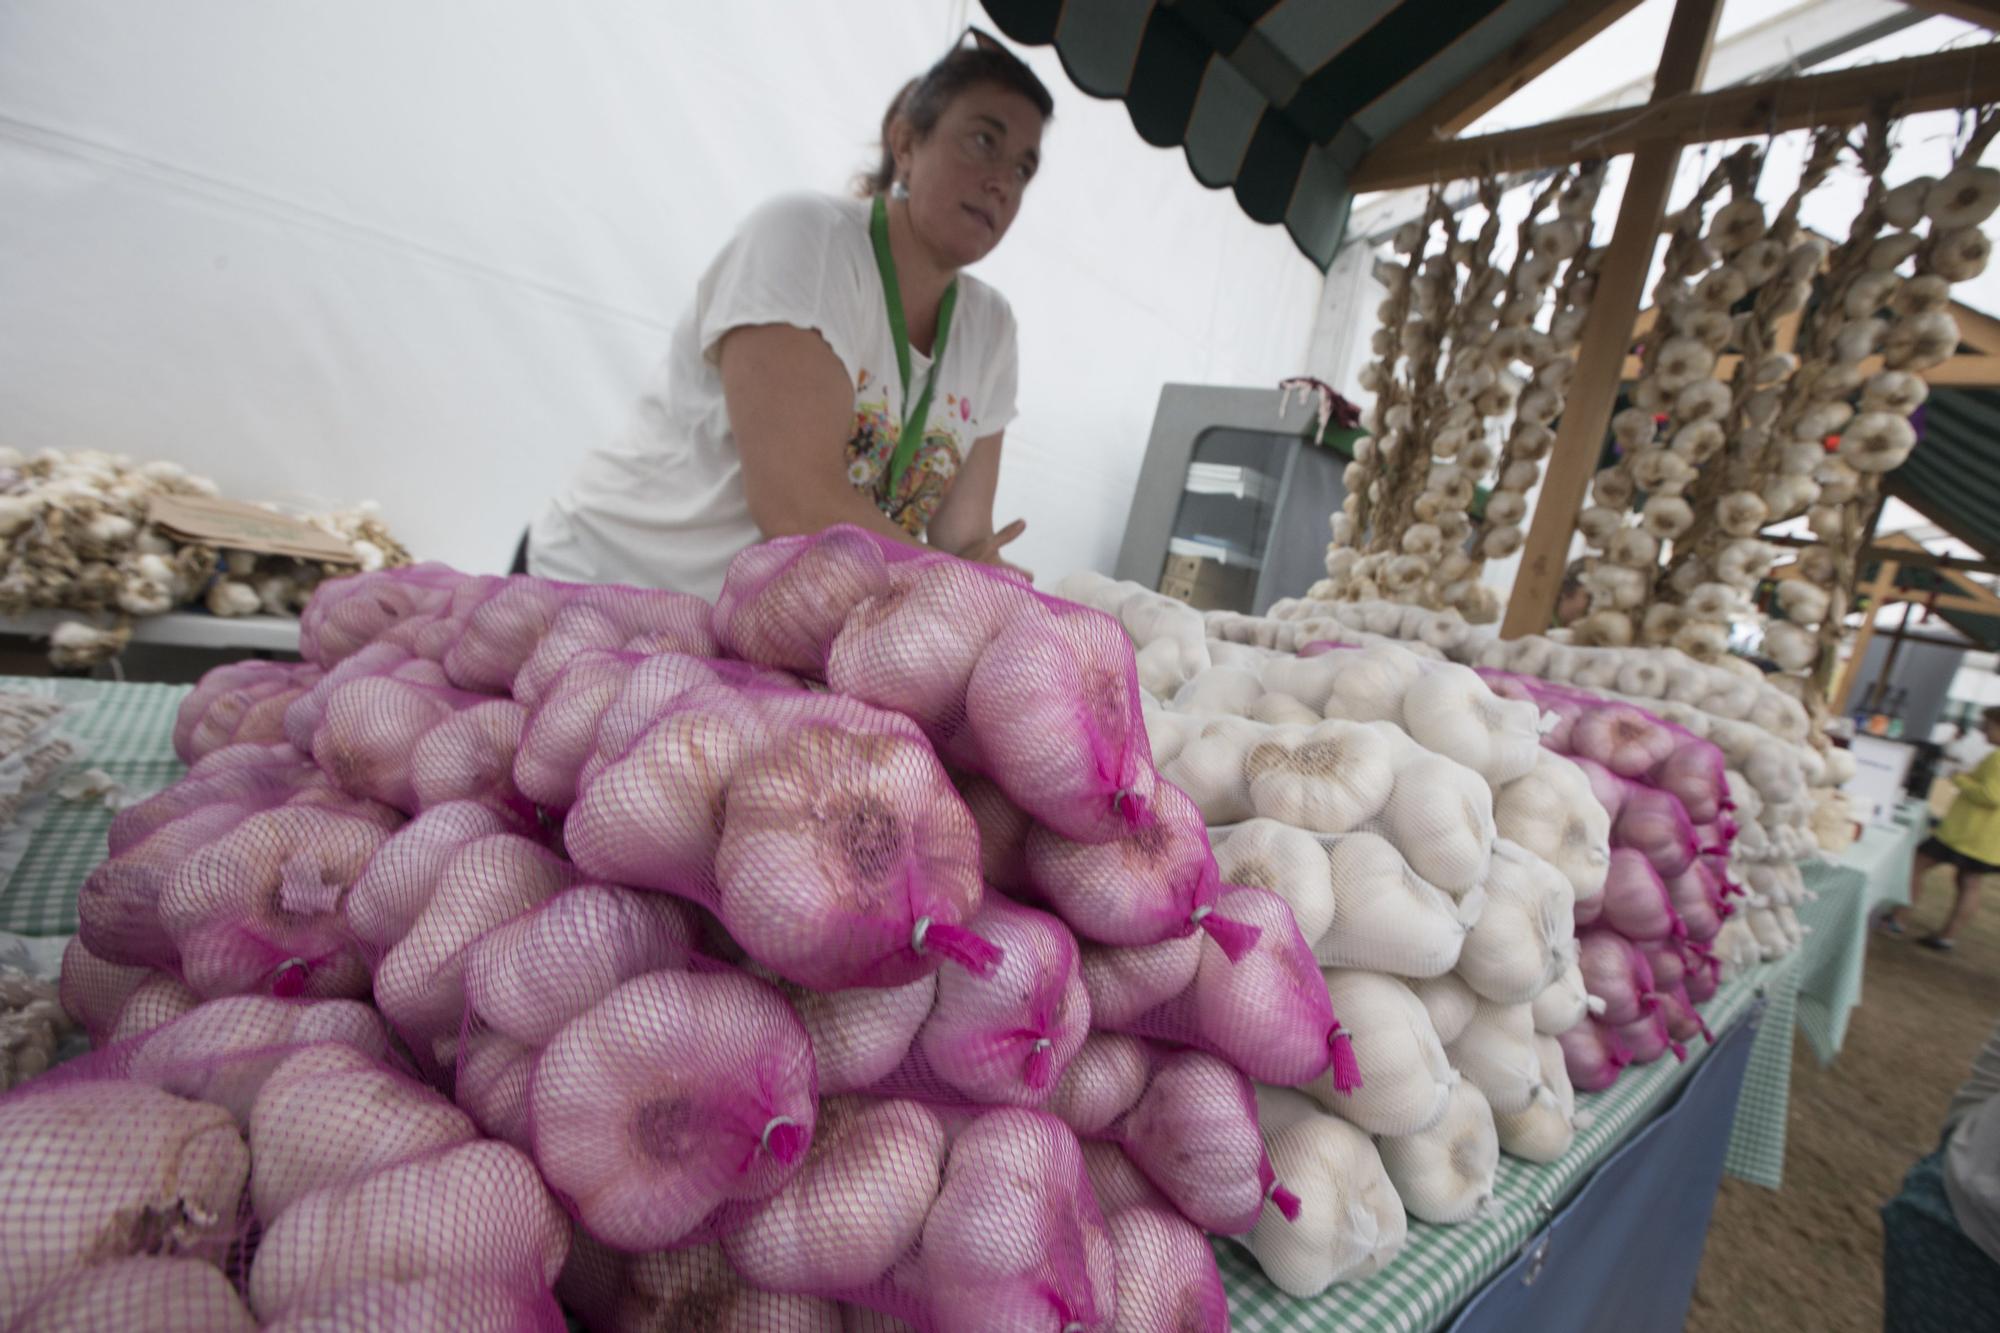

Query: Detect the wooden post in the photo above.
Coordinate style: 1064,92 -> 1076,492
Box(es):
1830,560 -> 1901,713
1500,0 -> 1726,638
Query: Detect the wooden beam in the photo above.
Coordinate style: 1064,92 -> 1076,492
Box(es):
1950,300 -> 2000,355
1904,1 -> 2000,33
1352,44 -> 2000,191
1831,558 -> 1900,712
1502,0 -> 1725,638
1364,0 -> 1649,164
1766,532 -> 2000,577
1922,354 -> 2000,387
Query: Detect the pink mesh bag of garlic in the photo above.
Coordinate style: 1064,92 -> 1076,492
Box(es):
1083,1169 -> 1232,1332
297,561 -> 473,667
1047,1032 -> 1299,1236
778,892 -> 1090,1112
299,655 -> 531,818
661,1101 -> 1116,1332
367,829 -> 581,1073
718,526 -> 1165,848
514,648 -> 800,815
563,668 -> 1001,991
1081,883 -> 1359,1092
1,996 -> 569,1330
300,563 -> 717,698
77,750 -> 403,1000
1476,669 -> 1735,825
172,660 -> 324,764
960,768 -> 1263,967
447,886 -> 820,1256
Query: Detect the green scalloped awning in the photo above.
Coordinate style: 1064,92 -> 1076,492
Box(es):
980,0 -> 1579,269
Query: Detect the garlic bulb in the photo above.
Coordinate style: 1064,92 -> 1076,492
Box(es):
1673,386 -> 1727,435
1838,412 -> 1918,473
1775,580 -> 1830,627
1246,1092 -> 1407,1296
1926,165 -> 2000,229
1376,1079 -> 1499,1224
1883,311 -> 1959,372
1761,621 -> 1818,672
1709,197 -> 1765,253
1605,528 -> 1659,569
1642,495 -> 1695,540
1311,832 -> 1469,978
1896,273 -> 1951,317
1383,752 -> 1495,895
1313,970 -> 1455,1135
1883,177 -> 1935,230
1214,819 -> 1337,947
1859,370 -> 1927,416
1446,1000 -> 1544,1115
1245,720 -> 1398,834
1716,491 -> 1768,538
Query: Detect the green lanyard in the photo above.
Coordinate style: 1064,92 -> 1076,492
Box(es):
869,193 -> 958,494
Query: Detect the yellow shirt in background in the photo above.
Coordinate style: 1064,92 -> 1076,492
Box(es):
1938,750 -> 2000,867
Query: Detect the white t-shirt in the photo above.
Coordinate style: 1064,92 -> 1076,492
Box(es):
528,192 -> 1020,602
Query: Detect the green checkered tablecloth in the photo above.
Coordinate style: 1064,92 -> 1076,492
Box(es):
1794,803 -> 1928,1067
0,676 -> 191,937
1218,955 -> 1792,1331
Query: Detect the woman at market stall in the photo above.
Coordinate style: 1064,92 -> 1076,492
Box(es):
519,31 -> 1050,601
1887,705 -> 2000,950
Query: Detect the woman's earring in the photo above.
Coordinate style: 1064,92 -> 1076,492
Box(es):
890,178 -> 910,200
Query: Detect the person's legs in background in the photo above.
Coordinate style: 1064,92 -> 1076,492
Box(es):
1888,851 -> 1942,934
1922,869 -> 1985,950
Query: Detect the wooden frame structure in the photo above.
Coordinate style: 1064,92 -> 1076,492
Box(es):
1332,0 -> 2000,637
1773,531 -> 2000,711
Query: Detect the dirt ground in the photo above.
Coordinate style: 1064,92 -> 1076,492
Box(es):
1687,861 -> 2000,1332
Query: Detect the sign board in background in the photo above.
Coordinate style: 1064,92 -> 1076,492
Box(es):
1845,734 -> 1920,827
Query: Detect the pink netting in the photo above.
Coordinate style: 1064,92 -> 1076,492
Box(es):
1574,928 -> 1657,1028
1048,1034 -> 1296,1236
0,993 -> 570,1330
1598,848 -> 1684,944
80,753 -> 403,998
514,649 -> 801,815
299,564 -> 716,698
1081,884 -> 1357,1091
562,675 -> 999,991
1479,667 -> 1732,802
686,1102 -> 1113,1332
1664,859 -> 1729,943
300,660 -> 531,818
1611,783 -> 1702,880
343,800 -> 543,959
1096,1202 -> 1231,1332
1558,1018 -> 1635,1092
173,661 -> 324,765
370,831 -> 580,1070
510,967 -> 818,1255
718,526 -> 1164,848
846,894 -> 1088,1110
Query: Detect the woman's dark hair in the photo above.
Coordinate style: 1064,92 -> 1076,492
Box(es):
1984,705 -> 2000,727
857,36 -> 1054,197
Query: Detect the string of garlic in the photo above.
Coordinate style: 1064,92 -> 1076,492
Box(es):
1458,163 -> 1606,624
1571,151 -> 1742,652
1794,108 -> 2000,701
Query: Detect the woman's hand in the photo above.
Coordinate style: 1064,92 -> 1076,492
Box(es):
954,518 -> 1032,581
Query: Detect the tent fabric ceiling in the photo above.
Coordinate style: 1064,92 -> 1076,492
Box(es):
1892,386 -> 2000,566
980,0 -> 1573,269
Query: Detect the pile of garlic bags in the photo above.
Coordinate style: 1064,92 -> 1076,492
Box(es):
21,526 -> 1414,1331
1247,594 -> 1844,971
1060,573 -> 1623,1297
0,447 -> 411,667
3,990 -> 570,1328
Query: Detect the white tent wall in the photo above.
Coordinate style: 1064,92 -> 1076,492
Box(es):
0,0 -> 1322,583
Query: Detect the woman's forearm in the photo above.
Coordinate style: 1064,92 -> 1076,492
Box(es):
747,478 -> 926,551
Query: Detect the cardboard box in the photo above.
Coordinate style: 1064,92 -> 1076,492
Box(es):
1158,557 -> 1255,611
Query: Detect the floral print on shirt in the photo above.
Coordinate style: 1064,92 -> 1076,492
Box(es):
844,372 -> 967,537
